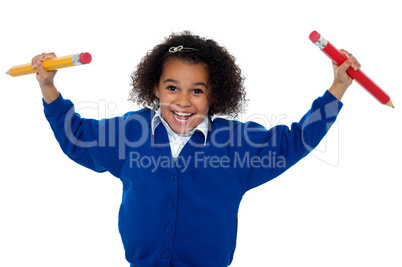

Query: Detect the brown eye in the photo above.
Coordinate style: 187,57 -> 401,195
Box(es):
193,89 -> 203,94
167,86 -> 177,91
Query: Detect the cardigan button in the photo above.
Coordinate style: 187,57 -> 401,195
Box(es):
166,226 -> 172,233
170,175 -> 177,182
168,201 -> 174,208
163,250 -> 170,258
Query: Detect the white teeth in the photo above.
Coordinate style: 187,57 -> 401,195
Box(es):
174,112 -> 192,117
173,112 -> 193,123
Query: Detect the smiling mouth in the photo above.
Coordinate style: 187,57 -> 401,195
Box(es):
173,111 -> 194,124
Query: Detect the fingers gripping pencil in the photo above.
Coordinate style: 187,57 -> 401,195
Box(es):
309,31 -> 394,108
6,52 -> 92,77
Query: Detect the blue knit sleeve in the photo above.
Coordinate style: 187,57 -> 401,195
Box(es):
230,90 -> 343,192
43,94 -> 125,177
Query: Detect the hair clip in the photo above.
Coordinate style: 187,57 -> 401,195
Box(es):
169,45 -> 184,53
159,45 -> 198,63
168,45 -> 197,53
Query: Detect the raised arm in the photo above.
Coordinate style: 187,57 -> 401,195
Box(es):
33,52 -> 126,177
232,49 -> 361,192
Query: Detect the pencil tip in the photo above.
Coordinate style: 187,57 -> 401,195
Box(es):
5,70 -> 10,75
385,100 -> 394,108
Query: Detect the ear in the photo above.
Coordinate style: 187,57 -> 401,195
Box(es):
154,85 -> 160,99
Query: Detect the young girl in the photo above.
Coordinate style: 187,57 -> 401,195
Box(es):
33,31 -> 360,267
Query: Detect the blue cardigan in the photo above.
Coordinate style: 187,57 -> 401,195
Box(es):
43,90 -> 342,267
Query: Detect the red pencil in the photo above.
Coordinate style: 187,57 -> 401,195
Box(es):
309,31 -> 394,108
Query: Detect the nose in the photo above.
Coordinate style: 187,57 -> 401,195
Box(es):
175,92 -> 191,108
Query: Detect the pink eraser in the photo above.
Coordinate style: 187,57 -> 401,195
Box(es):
309,31 -> 321,43
79,52 -> 92,64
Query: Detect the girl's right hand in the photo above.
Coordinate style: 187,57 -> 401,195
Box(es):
32,52 -> 60,104
32,52 -> 58,87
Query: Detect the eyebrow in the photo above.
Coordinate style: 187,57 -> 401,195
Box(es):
163,79 -> 208,89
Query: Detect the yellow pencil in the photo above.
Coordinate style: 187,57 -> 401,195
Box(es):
6,52 -> 92,77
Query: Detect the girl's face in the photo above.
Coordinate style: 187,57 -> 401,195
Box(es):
154,58 -> 210,134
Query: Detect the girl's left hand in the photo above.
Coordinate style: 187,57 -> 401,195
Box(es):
332,49 -> 361,88
328,49 -> 361,101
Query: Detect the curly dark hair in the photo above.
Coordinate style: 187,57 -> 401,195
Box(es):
129,31 -> 247,117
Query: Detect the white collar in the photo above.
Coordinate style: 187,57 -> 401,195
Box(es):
151,108 -> 210,145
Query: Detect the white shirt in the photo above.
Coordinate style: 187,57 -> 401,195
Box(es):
151,108 -> 210,159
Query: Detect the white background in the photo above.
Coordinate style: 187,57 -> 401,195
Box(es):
1,0 -> 401,266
